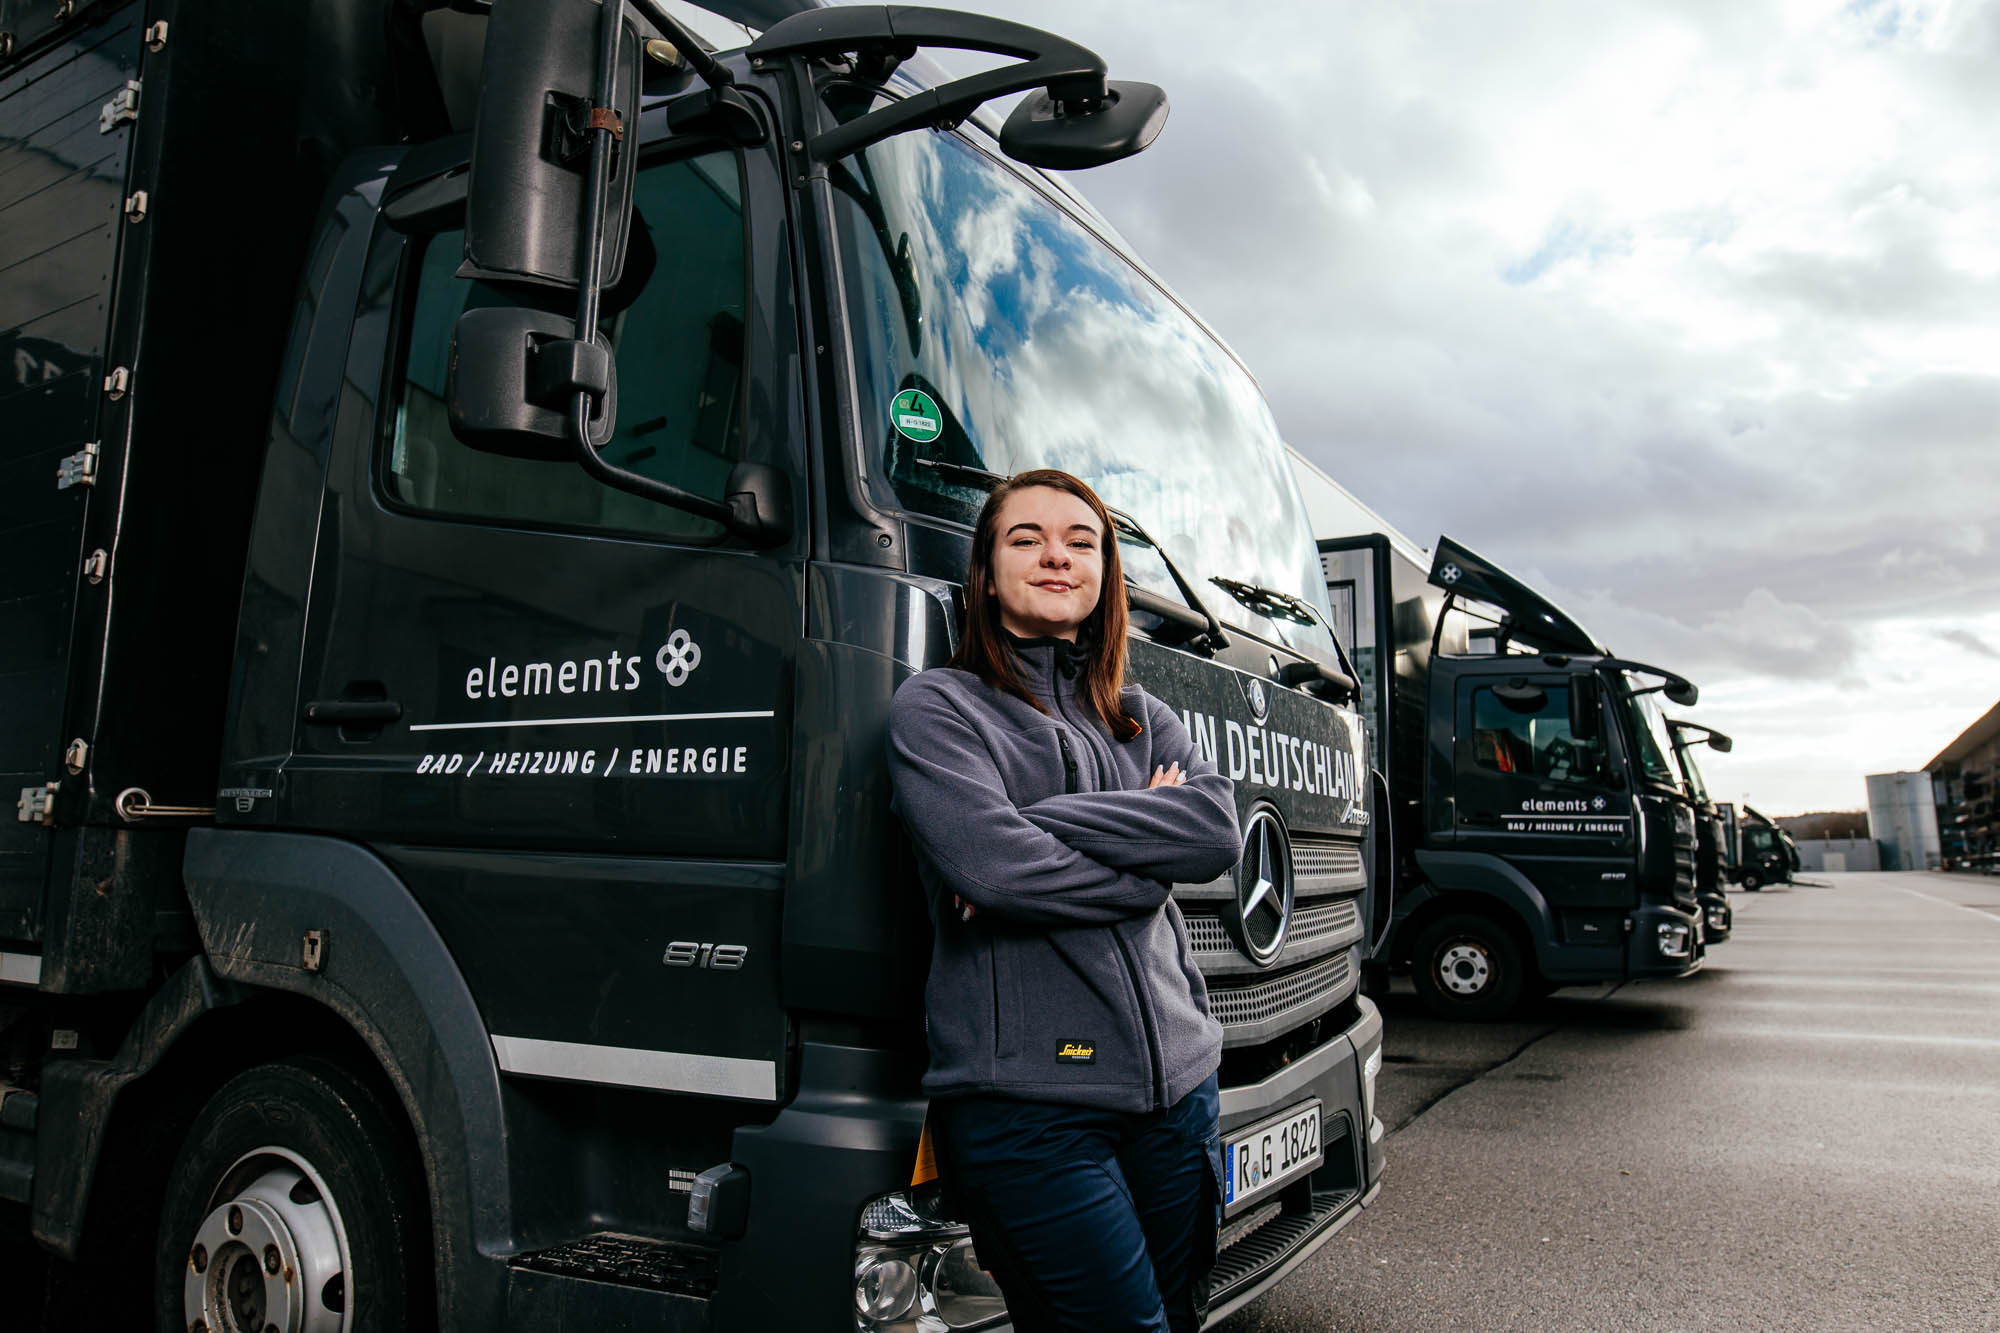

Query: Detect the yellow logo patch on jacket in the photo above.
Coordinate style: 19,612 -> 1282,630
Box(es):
1055,1041 -> 1096,1065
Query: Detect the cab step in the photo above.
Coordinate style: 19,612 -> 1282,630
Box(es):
508,1232 -> 716,1330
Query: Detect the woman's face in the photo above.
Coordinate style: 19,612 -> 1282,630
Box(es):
988,486 -> 1105,642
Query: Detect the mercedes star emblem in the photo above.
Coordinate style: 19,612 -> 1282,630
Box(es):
1234,808 -> 1294,966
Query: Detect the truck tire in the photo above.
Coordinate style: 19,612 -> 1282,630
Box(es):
1410,914 -> 1524,1021
1741,871 -> 1762,891
155,1055 -> 431,1333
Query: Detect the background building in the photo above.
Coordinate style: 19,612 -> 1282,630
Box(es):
1866,771 -> 1943,871
1926,702 -> 2000,875
1794,838 -> 1880,873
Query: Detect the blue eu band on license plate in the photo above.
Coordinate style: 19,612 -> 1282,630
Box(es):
1223,1100 -> 1322,1210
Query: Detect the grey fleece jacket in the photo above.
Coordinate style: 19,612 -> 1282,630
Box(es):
886,637 -> 1242,1113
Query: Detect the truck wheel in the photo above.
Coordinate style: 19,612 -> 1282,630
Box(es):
156,1056 -> 430,1333
1741,871 -> 1762,891
1410,914 -> 1524,1021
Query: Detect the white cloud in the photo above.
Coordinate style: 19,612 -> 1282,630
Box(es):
908,0 -> 2000,810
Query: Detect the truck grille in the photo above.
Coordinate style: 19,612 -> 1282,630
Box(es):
1291,835 -> 1364,889
1208,954 -> 1352,1032
1185,899 -> 1359,956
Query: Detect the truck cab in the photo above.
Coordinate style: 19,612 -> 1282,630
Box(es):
2,1 -> 1384,1327
1319,533 -> 1702,1018
1734,805 -> 1799,890
1667,720 -> 1735,942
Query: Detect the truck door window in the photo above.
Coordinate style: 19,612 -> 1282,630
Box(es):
387,150 -> 748,541
1470,684 -> 1606,787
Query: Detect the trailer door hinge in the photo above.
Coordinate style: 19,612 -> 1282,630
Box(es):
16,784 -> 57,826
100,80 -> 141,133
82,548 -> 108,584
145,20 -> 169,51
57,441 -> 100,490
64,739 -> 88,774
103,366 -> 130,399
124,189 -> 148,222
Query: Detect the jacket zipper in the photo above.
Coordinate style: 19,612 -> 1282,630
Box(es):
1115,929 -> 1168,1108
1053,677 -> 1165,1106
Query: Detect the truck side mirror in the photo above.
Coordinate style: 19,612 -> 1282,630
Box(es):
1706,733 -> 1733,753
461,0 -> 642,292
447,306 -> 616,457
1000,80 -> 1170,169
1569,675 -> 1601,742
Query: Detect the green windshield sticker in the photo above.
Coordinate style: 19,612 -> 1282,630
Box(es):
892,389 -> 943,444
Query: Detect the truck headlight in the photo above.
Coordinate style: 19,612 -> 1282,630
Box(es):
855,1256 -> 919,1323
854,1188 -> 1008,1332
1656,922 -> 1691,958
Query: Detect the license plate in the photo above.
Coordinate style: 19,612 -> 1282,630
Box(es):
1223,1100 -> 1321,1211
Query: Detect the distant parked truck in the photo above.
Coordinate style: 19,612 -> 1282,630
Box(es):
1666,721 -> 1734,942
1731,805 -> 1800,890
1317,533 -> 1704,1019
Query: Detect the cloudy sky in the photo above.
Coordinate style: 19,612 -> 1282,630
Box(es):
912,0 -> 2000,815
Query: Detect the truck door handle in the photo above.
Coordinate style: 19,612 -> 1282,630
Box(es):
1462,809 -> 1498,826
304,700 -> 403,725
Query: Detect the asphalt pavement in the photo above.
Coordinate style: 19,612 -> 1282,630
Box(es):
1218,872 -> 2000,1333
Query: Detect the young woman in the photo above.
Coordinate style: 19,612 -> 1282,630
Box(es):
886,469 -> 1244,1332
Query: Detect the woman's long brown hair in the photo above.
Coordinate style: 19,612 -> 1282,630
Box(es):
950,469 -> 1141,741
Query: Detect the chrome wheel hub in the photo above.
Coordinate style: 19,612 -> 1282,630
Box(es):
185,1149 -> 351,1333
1437,943 -> 1492,996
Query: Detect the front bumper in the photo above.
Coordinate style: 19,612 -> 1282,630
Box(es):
1629,904 -> 1703,978
1205,994 -> 1382,1325
1698,892 -> 1732,942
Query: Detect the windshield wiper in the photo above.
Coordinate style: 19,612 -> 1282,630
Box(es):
1209,576 -> 1359,701
909,458 -> 1226,651
1108,509 -> 1226,652
1209,575 -> 1317,627
912,457 -> 1009,490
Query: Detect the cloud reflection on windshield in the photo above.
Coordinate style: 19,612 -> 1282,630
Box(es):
836,127 -> 1338,654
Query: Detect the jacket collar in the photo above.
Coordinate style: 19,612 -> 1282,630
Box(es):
1004,630 -> 1092,691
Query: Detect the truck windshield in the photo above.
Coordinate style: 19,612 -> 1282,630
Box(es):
1619,677 -> 1681,790
1672,737 -> 1713,804
826,116 -> 1339,658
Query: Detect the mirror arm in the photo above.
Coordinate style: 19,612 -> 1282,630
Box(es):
552,1 -> 779,548
748,8 -> 1106,162
628,0 -> 735,89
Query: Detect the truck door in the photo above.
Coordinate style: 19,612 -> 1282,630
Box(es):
282,135 -> 805,1102
1451,675 -> 1635,943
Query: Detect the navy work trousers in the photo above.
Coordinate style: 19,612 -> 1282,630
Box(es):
930,1074 -> 1222,1333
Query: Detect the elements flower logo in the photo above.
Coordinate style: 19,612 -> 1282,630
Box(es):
656,629 -> 703,687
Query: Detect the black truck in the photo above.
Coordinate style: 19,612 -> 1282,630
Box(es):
1726,804 -> 1800,890
1317,532 -> 1703,1019
1,1 -> 1386,1328
1666,720 -> 1734,941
